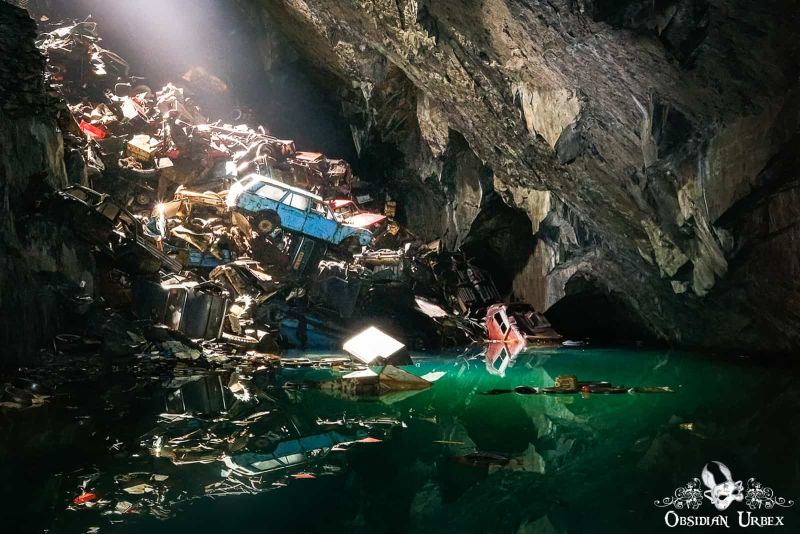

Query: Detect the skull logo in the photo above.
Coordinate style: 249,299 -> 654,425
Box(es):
701,461 -> 744,510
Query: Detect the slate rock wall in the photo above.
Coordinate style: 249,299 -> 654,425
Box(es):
249,0 -> 800,352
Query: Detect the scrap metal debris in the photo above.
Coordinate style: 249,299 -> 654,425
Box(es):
321,364 -> 433,399
486,303 -> 562,348
0,379 -> 50,409
479,374 -> 675,396
23,15 -> 563,370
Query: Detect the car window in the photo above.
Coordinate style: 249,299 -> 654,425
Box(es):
98,201 -> 122,221
284,193 -> 309,211
313,202 -> 335,220
256,183 -> 286,201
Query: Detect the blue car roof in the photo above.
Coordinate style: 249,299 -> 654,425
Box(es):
238,173 -> 324,202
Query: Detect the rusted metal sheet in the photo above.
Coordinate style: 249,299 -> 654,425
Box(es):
486,303 -> 562,347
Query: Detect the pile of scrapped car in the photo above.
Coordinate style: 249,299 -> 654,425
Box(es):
34,18 -> 561,366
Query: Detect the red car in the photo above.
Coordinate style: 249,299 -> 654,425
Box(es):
485,303 -> 562,347
327,199 -> 386,230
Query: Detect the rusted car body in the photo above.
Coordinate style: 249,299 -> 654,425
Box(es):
486,303 -> 562,348
55,185 -> 180,273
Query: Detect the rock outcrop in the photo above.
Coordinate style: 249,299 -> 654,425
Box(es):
0,2 -> 95,366
246,0 -> 800,352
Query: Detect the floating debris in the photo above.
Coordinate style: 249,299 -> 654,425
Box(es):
72,492 -> 98,505
479,375 -> 675,396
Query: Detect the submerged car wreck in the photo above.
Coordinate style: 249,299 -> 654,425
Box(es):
486,303 -> 563,347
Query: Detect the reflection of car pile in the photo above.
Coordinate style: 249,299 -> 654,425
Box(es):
140,373 -> 372,474
33,18 -> 565,363
66,370 -> 402,520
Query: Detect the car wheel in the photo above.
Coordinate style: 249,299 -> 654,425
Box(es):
135,192 -> 152,206
253,211 -> 280,236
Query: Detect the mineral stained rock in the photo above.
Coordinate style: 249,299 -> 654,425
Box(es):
247,0 -> 800,352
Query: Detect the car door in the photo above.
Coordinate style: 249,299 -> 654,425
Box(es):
303,200 -> 339,242
276,193 -> 309,233
237,178 -> 277,214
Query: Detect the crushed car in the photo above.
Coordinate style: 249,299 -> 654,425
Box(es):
52,185 -> 180,274
486,303 -> 562,347
327,199 -> 386,230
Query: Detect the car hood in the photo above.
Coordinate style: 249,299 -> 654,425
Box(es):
343,212 -> 386,228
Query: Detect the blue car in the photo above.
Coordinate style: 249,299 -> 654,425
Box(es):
227,174 -> 373,250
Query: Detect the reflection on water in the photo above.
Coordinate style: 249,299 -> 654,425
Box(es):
484,340 -> 525,377
1,347 -> 799,533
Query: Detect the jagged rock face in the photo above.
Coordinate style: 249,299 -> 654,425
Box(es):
249,0 -> 800,352
0,3 -> 94,366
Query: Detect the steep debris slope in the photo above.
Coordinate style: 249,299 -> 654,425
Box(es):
251,0 -> 800,351
0,2 -> 95,365
0,10 -> 501,369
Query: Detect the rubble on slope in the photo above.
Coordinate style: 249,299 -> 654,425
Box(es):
26,16 -> 561,373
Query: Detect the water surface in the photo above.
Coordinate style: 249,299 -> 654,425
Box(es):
1,347 -> 797,533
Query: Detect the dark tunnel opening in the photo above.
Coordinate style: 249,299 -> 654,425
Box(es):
544,272 -> 660,345
460,196 -> 537,296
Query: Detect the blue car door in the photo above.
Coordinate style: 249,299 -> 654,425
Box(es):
240,179 -> 281,213
276,193 -> 309,233
304,200 -> 339,242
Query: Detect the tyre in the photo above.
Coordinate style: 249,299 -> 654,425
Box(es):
252,211 -> 280,236
134,191 -> 153,206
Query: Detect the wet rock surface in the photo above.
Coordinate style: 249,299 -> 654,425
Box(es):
0,2 -> 95,366
246,0 -> 800,352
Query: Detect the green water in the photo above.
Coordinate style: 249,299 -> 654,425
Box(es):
1,347 -> 798,533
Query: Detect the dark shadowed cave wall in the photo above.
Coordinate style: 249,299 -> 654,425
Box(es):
1,3 -> 97,365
